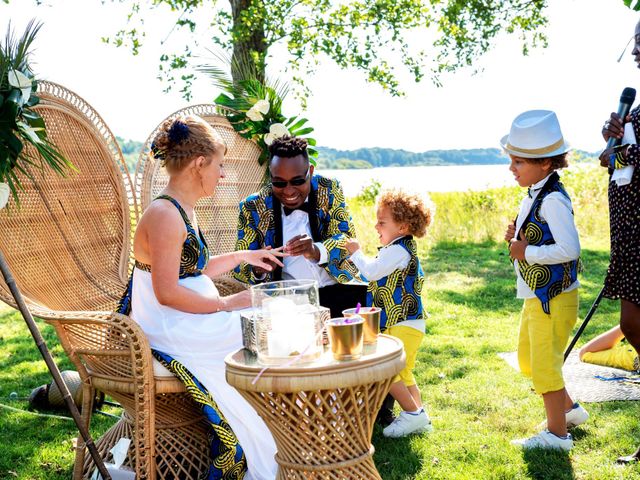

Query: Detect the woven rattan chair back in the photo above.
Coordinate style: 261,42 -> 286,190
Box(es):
0,81 -> 134,313
135,105 -> 264,256
0,86 -> 260,479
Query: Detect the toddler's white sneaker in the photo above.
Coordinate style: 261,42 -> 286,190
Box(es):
382,409 -> 433,438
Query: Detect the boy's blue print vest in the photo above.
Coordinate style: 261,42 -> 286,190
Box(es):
368,235 -> 424,332
517,172 -> 580,314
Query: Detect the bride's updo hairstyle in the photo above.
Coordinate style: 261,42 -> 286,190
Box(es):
150,116 -> 226,174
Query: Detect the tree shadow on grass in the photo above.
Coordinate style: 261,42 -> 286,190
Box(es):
425,241 -> 614,315
373,426 -> 423,479
522,448 -> 574,480
0,411 -> 78,479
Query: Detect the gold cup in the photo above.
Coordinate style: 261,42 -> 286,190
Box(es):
342,307 -> 381,345
327,317 -> 364,361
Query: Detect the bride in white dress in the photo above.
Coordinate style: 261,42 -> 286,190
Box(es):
117,116 -> 283,479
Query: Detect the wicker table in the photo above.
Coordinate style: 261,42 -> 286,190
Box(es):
225,334 -> 405,479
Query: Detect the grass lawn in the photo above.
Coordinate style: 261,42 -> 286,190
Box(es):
1,238 -> 639,479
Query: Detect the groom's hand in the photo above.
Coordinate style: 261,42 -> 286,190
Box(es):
285,234 -> 320,262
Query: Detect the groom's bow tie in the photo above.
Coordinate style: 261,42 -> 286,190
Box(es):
283,202 -> 311,216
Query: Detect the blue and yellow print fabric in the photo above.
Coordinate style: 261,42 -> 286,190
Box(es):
234,174 -> 361,284
116,195 -> 247,480
368,236 -> 425,332
517,173 -> 580,314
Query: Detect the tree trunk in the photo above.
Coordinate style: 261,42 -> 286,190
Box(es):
229,0 -> 267,85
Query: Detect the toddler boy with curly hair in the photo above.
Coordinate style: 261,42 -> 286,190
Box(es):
346,189 -> 433,438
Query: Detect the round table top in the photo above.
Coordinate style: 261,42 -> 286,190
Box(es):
225,334 -> 405,393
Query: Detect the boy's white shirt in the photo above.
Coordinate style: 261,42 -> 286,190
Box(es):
350,236 -> 424,332
514,173 -> 580,299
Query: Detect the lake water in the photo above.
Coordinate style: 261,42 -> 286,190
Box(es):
320,164 -> 515,197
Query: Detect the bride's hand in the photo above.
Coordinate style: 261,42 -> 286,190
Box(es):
218,289 -> 252,312
242,247 -> 286,272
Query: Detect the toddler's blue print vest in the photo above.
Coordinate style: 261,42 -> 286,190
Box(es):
368,236 -> 424,331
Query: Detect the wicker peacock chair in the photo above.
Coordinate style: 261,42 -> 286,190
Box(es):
0,82 -> 265,479
135,104 -> 266,258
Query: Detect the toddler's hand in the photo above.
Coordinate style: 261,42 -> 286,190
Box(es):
509,231 -> 529,261
345,238 -> 360,254
504,221 -> 516,242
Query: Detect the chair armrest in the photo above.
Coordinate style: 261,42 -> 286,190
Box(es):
41,310 -> 154,394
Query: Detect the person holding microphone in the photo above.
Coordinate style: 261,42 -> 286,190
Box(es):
599,18 -> 640,465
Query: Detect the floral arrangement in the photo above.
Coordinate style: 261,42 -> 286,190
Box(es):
201,60 -> 318,166
0,20 -> 74,209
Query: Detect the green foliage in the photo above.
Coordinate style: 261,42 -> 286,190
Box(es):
116,136 -> 143,156
94,0 -> 549,99
201,56 -> 317,166
0,309 -> 114,480
354,178 -> 382,204
624,0 -> 640,10
115,136 -> 143,173
350,164 -> 610,251
0,20 -> 74,206
331,158 -> 372,169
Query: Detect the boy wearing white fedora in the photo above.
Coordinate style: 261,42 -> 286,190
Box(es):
502,110 -> 588,451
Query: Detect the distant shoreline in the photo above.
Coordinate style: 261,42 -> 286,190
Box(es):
116,136 -> 598,173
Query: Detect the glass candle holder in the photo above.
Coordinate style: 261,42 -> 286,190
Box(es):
250,280 -> 324,365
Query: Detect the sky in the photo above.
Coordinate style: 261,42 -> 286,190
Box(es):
2,0 -> 640,152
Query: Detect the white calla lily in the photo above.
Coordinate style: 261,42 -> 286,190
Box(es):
246,106 -> 264,122
8,69 -> 33,104
269,123 -> 290,137
263,133 -> 277,145
0,183 -> 10,210
17,121 -> 43,144
254,99 -> 270,115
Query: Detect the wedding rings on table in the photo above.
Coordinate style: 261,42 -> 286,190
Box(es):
342,307 -> 381,345
327,317 -> 364,361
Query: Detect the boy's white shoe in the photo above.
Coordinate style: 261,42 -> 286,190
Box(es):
511,430 -> 573,451
382,409 -> 433,438
537,403 -> 590,430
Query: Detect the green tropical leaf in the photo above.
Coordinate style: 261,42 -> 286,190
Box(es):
291,127 -> 314,136
288,117 -> 309,131
0,20 -> 75,206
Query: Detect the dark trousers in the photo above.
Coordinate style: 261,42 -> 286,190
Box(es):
319,282 -> 396,423
319,283 -> 368,318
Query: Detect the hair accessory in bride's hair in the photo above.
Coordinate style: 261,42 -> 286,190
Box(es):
168,120 -> 190,144
150,141 -> 165,161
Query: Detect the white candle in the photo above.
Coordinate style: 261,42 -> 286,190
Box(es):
288,313 -> 317,355
264,306 -> 320,357
267,330 -> 293,357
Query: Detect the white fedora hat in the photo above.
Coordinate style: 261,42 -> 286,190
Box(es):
500,110 -> 571,159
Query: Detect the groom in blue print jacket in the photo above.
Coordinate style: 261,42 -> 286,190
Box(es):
234,135 -> 367,317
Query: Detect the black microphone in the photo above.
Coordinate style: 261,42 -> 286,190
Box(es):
606,87 -> 637,149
